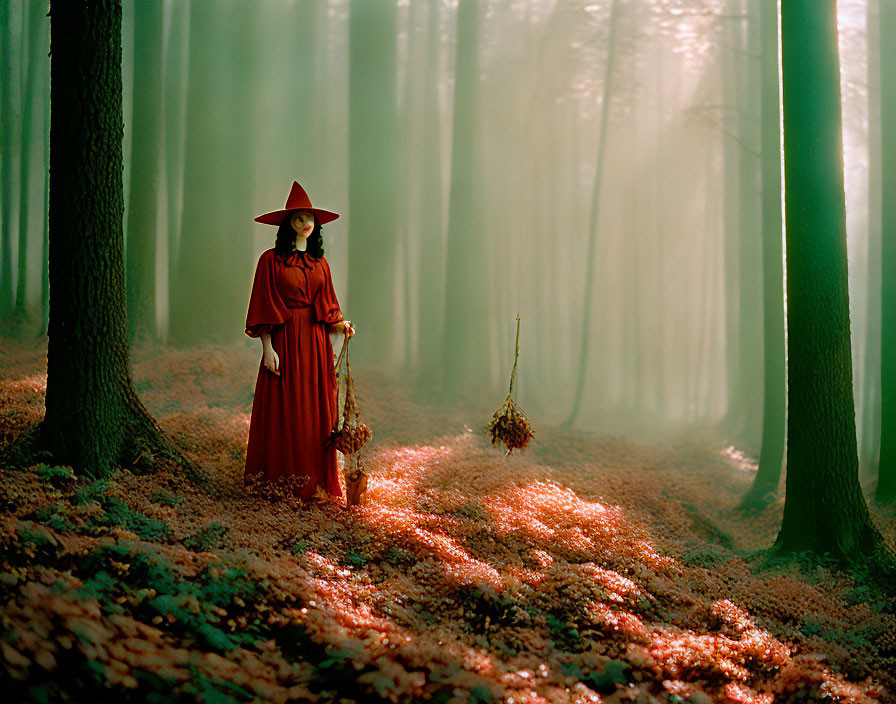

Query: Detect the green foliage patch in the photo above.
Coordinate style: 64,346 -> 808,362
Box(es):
680,542 -> 735,569
74,543 -> 261,652
33,464 -> 76,489
29,501 -> 78,533
561,658 -> 629,693
149,490 -> 184,507
184,521 -> 229,552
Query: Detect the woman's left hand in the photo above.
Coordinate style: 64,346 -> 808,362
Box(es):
341,320 -> 355,339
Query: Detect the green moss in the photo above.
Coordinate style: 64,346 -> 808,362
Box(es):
73,478 -> 111,505
345,548 -> 369,567
30,502 -> 78,533
385,546 -> 415,566
149,490 -> 184,507
33,464 -> 76,488
563,658 -> 629,693
184,522 -> 229,552
98,496 -> 171,541
680,542 -> 735,569
74,544 -> 260,652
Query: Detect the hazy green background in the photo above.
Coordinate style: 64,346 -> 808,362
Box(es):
0,0 -> 882,467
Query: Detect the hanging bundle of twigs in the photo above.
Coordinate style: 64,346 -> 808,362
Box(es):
487,314 -> 535,457
329,335 -> 372,505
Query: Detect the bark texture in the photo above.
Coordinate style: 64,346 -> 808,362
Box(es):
3,0 -> 198,484
775,0 -> 890,568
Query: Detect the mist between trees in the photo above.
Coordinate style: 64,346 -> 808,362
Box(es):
0,0 -> 891,475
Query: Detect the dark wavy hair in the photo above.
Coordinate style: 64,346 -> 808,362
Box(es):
274,211 -> 325,259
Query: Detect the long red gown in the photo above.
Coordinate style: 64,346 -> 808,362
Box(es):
243,247 -> 344,500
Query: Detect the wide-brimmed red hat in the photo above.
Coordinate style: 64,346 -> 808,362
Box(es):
254,181 -> 340,226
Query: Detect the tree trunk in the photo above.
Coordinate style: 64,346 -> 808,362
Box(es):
0,1 -> 20,318
734,0 -> 764,453
163,0 -> 188,337
13,0 -> 45,329
125,0 -> 162,342
742,0 -> 785,509
414,0 -> 444,381
220,1 -> 257,342
563,0 -> 619,427
441,0 -> 489,394
878,0 -> 896,504
40,31 -> 49,338
861,0 -> 881,483
348,0 -> 399,366
2,0 -> 198,485
774,0 -> 891,569
169,0 -> 229,345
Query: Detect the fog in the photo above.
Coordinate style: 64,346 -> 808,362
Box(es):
0,0 -> 883,467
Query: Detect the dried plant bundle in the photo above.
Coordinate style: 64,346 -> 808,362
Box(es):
329,336 -> 371,503
487,314 -> 535,457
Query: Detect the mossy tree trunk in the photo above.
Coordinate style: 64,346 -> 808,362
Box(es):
774,0 -> 890,568
3,0 -> 198,482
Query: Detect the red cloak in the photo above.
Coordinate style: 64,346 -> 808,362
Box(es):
244,247 -> 344,500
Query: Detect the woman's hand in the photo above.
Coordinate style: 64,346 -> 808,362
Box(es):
338,320 -> 355,339
263,347 -> 280,375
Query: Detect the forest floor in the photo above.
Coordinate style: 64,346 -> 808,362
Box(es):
1,334 -> 895,704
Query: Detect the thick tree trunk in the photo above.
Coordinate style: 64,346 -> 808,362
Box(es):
2,0 -> 199,484
878,0 -> 896,504
125,0 -> 162,342
441,0 -> 489,394
774,0 -> 890,568
742,0 -> 785,508
348,0 -> 399,366
563,0 -> 619,427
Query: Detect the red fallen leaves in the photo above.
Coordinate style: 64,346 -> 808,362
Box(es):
1,336 -> 896,703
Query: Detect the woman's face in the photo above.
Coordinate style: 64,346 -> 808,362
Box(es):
290,210 -> 315,239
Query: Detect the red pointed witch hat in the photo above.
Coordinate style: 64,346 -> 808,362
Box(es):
254,181 -> 340,226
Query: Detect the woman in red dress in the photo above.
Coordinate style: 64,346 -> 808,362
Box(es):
244,181 -> 355,501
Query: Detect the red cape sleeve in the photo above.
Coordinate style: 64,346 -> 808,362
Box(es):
314,257 -> 344,326
245,250 -> 291,338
